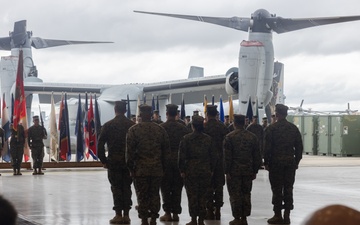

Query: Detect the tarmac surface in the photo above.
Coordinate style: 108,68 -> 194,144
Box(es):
1,155 -> 359,225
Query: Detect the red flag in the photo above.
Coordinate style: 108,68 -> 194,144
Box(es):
86,95 -> 98,160
58,94 -> 71,161
13,50 -> 30,162
13,50 -> 27,131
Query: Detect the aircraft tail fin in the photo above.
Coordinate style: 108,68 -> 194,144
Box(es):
188,66 -> 204,79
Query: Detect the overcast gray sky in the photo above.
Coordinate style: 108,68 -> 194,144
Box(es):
1,0 -> 360,112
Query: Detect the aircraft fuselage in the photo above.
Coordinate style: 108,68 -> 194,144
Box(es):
238,31 -> 274,115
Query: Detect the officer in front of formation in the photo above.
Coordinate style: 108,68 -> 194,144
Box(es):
246,115 -> 264,167
224,114 -> 261,225
186,110 -> 199,130
159,104 -> 190,222
98,101 -> 135,224
179,115 -> 216,225
264,104 -> 303,224
28,115 -> 47,175
10,123 -> 25,175
152,110 -> 163,124
126,104 -> 170,225
203,105 -> 229,220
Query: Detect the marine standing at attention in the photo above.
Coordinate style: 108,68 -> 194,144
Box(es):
10,123 -> 25,175
159,104 -> 190,222
224,114 -> 261,225
28,115 -> 47,175
126,104 -> 170,225
264,104 -> 303,224
179,115 -> 216,225
98,101 -> 135,224
203,105 -> 229,220
246,115 -> 264,168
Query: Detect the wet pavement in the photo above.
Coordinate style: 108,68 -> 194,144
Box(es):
1,155 -> 359,225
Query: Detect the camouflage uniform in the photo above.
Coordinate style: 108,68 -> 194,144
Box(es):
98,114 -> 135,214
203,118 -> 229,211
224,126 -> 261,219
28,125 -> 47,169
246,123 -> 264,162
160,119 -> 190,215
179,131 -> 216,219
10,124 -> 25,171
126,121 -> 170,220
264,118 -> 303,212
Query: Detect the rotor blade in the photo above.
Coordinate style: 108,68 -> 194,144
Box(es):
266,15 -> 360,34
0,37 -> 11,50
13,20 -> 27,47
300,99 -> 304,108
134,10 -> 250,32
31,37 -> 113,49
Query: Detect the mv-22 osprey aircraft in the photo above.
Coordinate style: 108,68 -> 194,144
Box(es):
0,20 -> 230,127
134,9 -> 360,118
2,10 -> 360,126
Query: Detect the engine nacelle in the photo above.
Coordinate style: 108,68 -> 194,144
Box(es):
225,67 -> 239,95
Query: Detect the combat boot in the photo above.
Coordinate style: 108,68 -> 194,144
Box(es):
159,212 -> 172,221
215,207 -> 221,220
17,169 -> 22,175
122,210 -> 131,224
109,212 -> 122,224
283,209 -> 291,224
32,169 -> 38,175
267,210 -> 284,224
229,218 -> 241,225
38,169 -> 44,175
198,217 -> 205,225
241,217 -> 248,225
205,208 -> 215,220
172,213 -> 179,221
186,217 -> 197,225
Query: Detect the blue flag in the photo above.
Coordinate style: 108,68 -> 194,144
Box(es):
246,98 -> 254,120
156,95 -> 159,111
126,94 -> 131,119
151,95 -> 155,113
219,95 -> 225,123
75,94 -> 84,162
181,94 -> 185,120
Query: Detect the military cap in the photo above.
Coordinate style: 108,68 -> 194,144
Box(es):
185,115 -> 190,119
153,110 -> 159,114
262,117 -> 268,121
131,114 -> 136,118
139,104 -> 152,114
206,105 -> 217,113
275,104 -> 289,115
193,110 -> 199,116
192,115 -> 204,125
234,114 -> 245,124
33,115 -> 39,120
253,115 -> 258,118
114,101 -> 127,110
166,104 -> 178,112
225,115 -> 229,118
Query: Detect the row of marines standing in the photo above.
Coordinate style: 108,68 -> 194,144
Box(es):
98,101 -> 303,225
